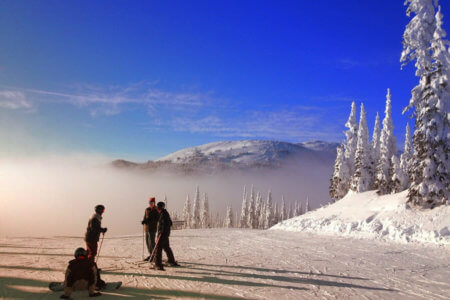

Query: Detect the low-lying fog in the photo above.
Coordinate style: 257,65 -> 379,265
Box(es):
0,154 -> 333,237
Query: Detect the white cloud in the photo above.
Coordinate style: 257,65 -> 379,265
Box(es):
0,90 -> 33,110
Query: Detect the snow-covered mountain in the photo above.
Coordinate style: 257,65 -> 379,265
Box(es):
112,140 -> 339,173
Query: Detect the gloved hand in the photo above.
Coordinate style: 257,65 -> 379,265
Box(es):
141,220 -> 146,225
102,227 -> 108,233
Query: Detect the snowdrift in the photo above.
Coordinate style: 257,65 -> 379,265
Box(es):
271,190 -> 450,245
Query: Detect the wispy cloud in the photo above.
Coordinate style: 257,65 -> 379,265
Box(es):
2,82 -> 345,142
160,106 -> 343,141
14,81 -> 214,116
0,90 -> 33,110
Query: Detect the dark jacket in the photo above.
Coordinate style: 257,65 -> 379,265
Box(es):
157,209 -> 173,239
142,206 -> 160,232
65,258 -> 96,287
85,214 -> 104,243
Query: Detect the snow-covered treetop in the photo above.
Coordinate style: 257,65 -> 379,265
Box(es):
401,0 -> 436,76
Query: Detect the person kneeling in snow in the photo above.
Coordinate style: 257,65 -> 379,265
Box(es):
153,201 -> 179,270
60,247 -> 102,299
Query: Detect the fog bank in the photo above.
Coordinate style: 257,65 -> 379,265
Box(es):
0,154 -> 333,237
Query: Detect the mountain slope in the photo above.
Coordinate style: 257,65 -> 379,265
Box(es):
112,140 -> 338,173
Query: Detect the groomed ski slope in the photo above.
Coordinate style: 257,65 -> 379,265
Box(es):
1,229 -> 449,299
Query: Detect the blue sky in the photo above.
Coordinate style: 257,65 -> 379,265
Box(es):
0,0 -> 449,161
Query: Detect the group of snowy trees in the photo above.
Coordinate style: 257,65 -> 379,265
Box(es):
182,185 -> 211,229
331,0 -> 449,208
329,91 -> 410,200
231,185 -> 310,229
181,185 -> 311,229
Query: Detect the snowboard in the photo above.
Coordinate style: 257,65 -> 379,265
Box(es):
49,281 -> 122,292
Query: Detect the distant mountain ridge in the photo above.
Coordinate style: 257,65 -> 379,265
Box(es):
112,140 -> 339,174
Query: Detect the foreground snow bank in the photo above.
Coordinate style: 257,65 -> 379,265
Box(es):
271,190 -> 450,245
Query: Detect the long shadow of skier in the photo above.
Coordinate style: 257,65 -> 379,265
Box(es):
104,263 -> 396,293
179,261 -> 368,280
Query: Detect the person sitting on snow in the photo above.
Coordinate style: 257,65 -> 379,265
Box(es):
60,247 -> 102,299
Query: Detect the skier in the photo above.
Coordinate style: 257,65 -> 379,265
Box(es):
141,197 -> 160,261
85,205 -> 107,263
153,201 -> 179,270
60,247 -> 102,298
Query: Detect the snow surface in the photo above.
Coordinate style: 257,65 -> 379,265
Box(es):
1,229 -> 449,299
272,190 -> 450,245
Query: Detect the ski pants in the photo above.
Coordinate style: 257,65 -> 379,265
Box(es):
86,241 -> 98,262
145,230 -> 156,255
155,236 -> 175,267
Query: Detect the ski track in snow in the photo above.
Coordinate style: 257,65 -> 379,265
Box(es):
0,229 -> 449,299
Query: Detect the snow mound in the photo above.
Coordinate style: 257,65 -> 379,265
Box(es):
271,190 -> 450,245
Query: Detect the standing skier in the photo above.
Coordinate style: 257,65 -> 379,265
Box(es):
85,205 -> 107,262
153,201 -> 179,270
60,247 -> 101,298
141,197 -> 160,261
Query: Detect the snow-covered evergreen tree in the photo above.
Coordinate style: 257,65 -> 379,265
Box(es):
400,123 -> 414,188
192,185 -> 201,229
329,145 -> 350,200
401,1 -> 450,207
297,201 -> 303,216
375,89 -> 397,194
183,194 -> 192,229
239,186 -> 248,228
201,193 -> 210,228
351,103 -> 372,192
255,192 -> 262,228
273,202 -> 279,224
247,185 -> 256,228
258,201 -> 266,229
344,101 -> 359,185
265,190 -> 274,228
225,205 -> 233,228
305,197 -> 310,213
280,196 -> 286,221
392,155 -> 408,193
370,112 -> 381,187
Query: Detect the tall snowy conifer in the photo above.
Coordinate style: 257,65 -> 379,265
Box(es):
265,190 -> 274,228
375,89 -> 397,194
392,155 -> 408,193
183,194 -> 191,229
351,103 -> 372,192
201,193 -> 210,228
344,101 -> 359,185
225,205 -> 233,228
401,1 -> 449,207
247,186 -> 256,228
280,196 -> 286,221
330,145 -> 350,200
239,186 -> 248,228
192,185 -> 201,229
273,202 -> 279,224
400,123 -> 413,188
371,112 -> 381,186
305,197 -> 310,212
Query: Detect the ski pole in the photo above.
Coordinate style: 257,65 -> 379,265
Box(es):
96,233 -> 105,264
149,234 -> 162,263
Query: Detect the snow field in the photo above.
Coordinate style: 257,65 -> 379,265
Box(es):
1,228 -> 449,299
